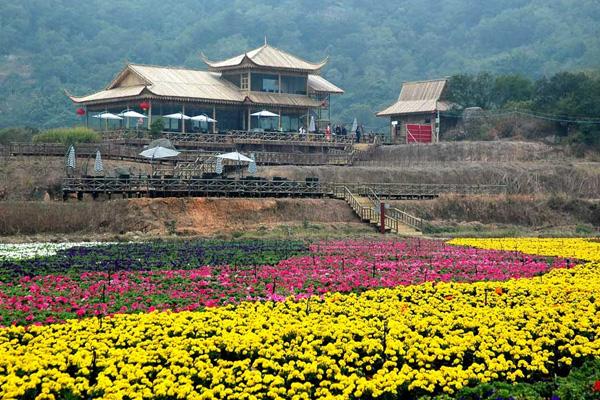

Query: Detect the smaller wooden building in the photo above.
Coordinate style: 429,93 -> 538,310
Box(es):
376,78 -> 452,144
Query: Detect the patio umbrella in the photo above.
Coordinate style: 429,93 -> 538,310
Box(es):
351,117 -> 358,134
308,115 -> 316,133
66,145 -> 76,169
94,150 -> 103,173
248,153 -> 257,175
191,115 -> 217,133
139,146 -> 180,159
163,112 -> 191,133
119,110 -> 147,129
216,151 -> 253,162
215,157 -> 223,174
251,110 -> 279,130
93,112 -> 123,131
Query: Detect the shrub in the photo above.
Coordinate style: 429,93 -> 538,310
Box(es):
150,118 -> 164,139
0,126 -> 38,144
32,126 -> 100,145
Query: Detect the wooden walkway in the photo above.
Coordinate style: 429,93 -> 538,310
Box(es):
8,142 -> 352,166
62,176 -> 507,200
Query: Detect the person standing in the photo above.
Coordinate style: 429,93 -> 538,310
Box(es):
325,124 -> 331,141
355,125 -> 362,143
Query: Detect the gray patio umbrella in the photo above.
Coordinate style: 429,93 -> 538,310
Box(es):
66,145 -> 76,169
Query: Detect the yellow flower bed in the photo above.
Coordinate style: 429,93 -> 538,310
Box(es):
448,238 -> 600,262
2,260 -> 600,399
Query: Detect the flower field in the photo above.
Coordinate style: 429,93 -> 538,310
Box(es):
0,238 -> 599,399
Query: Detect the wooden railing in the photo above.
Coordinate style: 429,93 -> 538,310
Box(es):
8,142 -> 352,166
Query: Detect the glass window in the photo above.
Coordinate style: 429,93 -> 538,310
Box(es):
222,73 -> 241,88
251,73 -> 279,93
240,74 -> 249,90
280,75 -> 307,95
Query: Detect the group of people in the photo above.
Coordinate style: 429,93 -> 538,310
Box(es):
298,122 -> 364,143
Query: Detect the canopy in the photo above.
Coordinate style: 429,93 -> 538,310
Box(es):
191,115 -> 217,123
163,112 -> 191,120
119,110 -> 147,119
251,110 -> 279,117
139,146 -> 180,159
92,112 -> 123,120
216,151 -> 253,162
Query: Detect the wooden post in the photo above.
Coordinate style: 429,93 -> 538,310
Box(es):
248,108 -> 252,130
85,105 -> 89,128
380,201 -> 385,234
278,108 -> 282,130
212,106 -> 217,133
147,101 -> 152,130
182,104 -> 186,134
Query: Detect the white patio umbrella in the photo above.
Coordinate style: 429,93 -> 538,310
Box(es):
93,112 -> 123,131
251,110 -> 279,130
139,146 -> 181,159
163,112 -> 191,133
308,115 -> 316,133
216,151 -> 253,162
119,110 -> 147,129
94,150 -> 103,173
191,115 -> 217,133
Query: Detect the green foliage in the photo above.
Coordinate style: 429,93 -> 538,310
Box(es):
0,127 -> 38,144
0,1 -> 599,131
446,70 -> 600,148
421,358 -> 600,399
32,127 -> 100,145
150,117 -> 164,139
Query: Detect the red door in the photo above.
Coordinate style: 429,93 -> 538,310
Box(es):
406,124 -> 432,143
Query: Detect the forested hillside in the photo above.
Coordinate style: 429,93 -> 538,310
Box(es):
0,0 -> 599,129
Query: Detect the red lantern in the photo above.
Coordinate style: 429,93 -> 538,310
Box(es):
76,108 -> 86,116
140,101 -> 150,111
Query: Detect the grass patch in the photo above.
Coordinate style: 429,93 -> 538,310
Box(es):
32,126 -> 100,145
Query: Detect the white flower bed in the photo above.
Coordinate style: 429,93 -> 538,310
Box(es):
0,242 -> 115,261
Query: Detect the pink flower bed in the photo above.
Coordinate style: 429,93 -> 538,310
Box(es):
0,239 -> 568,326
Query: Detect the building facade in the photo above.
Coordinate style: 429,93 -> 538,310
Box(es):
68,44 -> 343,133
376,79 -> 452,144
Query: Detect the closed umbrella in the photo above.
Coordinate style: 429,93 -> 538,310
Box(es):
248,153 -> 257,175
351,117 -> 358,134
215,157 -> 223,174
66,145 -> 76,169
308,115 -> 316,133
94,150 -> 103,173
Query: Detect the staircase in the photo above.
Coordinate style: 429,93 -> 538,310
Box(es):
333,186 -> 424,236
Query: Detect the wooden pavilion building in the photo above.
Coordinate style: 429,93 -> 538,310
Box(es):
67,43 -> 343,133
376,78 -> 453,144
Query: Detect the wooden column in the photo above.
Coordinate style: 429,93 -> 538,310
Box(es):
212,106 -> 217,133
278,73 -> 281,94
247,108 -> 252,130
182,104 -> 186,134
278,107 -> 282,130
85,105 -> 89,128
147,102 -> 152,129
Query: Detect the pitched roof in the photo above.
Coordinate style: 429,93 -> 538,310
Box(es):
202,44 -> 327,73
69,64 -> 245,105
68,63 -> 342,107
308,74 -> 344,94
244,92 -> 322,108
377,78 -> 449,116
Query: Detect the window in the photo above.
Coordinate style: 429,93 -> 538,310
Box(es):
280,75 -> 307,95
251,73 -> 279,92
240,74 -> 249,90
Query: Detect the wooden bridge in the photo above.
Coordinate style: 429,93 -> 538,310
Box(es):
62,176 -> 506,201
